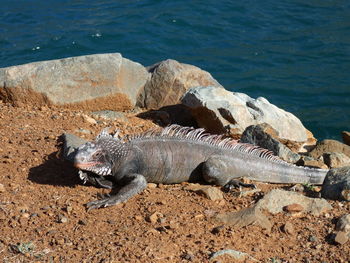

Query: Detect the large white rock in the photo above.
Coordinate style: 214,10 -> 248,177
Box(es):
181,86 -> 309,142
0,53 -> 150,111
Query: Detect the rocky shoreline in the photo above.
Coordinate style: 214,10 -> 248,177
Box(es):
1,52 -> 349,170
1,53 -> 350,261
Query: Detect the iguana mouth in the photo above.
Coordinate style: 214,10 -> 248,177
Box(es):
74,162 -> 100,169
75,162 -> 112,176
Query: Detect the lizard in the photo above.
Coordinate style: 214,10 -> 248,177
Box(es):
72,125 -> 329,210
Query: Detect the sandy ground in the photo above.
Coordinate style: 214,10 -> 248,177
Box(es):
0,101 -> 349,263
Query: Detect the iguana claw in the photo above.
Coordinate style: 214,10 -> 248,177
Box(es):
86,198 -> 120,210
223,179 -> 256,192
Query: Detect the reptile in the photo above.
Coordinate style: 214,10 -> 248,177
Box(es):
73,125 -> 329,210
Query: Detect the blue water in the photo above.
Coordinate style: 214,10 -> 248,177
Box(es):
1,0 -> 349,140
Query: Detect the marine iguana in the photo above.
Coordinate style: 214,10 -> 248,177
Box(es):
73,125 -> 328,210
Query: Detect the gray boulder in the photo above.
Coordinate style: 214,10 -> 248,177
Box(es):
256,189 -> 332,216
0,53 -> 150,111
309,139 -> 350,159
321,166 -> 350,201
181,86 -> 309,142
61,133 -> 87,162
240,124 -> 301,163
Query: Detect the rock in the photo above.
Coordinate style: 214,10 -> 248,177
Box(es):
211,225 -> 225,234
296,156 -> 327,169
181,252 -> 195,261
196,186 -> 223,201
78,219 -> 87,225
0,183 -> 5,193
342,131 -> 350,146
334,231 -> 349,245
336,214 -> 350,233
209,249 -> 258,262
61,133 -> 87,162
21,213 -> 30,219
256,189 -> 332,216
215,205 -> 272,230
308,235 -> 318,242
107,219 -> 116,225
82,114 -> 97,125
323,152 -> 350,168
65,205 -> 73,214
282,222 -> 295,235
141,59 -> 221,109
134,215 -> 143,221
341,189 -> 350,201
309,140 -> 350,159
283,203 -> 304,213
57,214 -> 68,223
147,183 -> 157,189
181,86 -> 309,142
146,212 -> 163,224
0,53 -> 150,110
91,110 -> 128,122
321,166 -> 350,201
240,124 -> 301,163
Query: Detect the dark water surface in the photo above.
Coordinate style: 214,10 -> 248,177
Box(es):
1,0 -> 349,139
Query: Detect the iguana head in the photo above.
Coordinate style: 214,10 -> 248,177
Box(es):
74,128 -> 125,176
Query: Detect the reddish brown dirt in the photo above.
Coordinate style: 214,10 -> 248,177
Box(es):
0,101 -> 349,263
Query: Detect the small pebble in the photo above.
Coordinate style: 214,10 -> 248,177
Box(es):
134,215 -> 143,221
30,213 -> 38,218
182,252 -> 194,261
107,219 -> 116,225
82,115 -> 97,124
146,212 -> 163,224
282,222 -> 295,235
211,225 -> 224,235
196,187 -> 223,201
0,183 -> 5,193
21,213 -> 30,219
78,219 -> 87,225
308,235 -> 318,242
147,183 -> 157,189
334,231 -> 349,245
283,203 -> 304,213
65,205 -> 73,213
57,214 -> 68,223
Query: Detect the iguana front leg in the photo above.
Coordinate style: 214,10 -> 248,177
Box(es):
86,173 -> 147,210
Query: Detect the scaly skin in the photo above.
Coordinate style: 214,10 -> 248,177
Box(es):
73,125 -> 328,210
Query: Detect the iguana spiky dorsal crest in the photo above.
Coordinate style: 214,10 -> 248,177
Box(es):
125,125 -> 287,165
